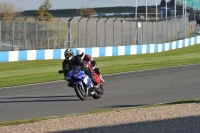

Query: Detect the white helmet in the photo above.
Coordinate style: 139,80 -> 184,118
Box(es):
76,49 -> 85,59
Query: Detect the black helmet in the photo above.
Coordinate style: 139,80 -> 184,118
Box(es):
90,60 -> 96,69
64,49 -> 74,61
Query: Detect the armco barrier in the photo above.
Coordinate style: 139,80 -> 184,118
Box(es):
0,36 -> 200,63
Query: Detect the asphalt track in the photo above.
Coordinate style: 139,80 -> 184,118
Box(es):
0,64 -> 200,122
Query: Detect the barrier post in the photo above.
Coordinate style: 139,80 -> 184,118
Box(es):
86,18 -> 91,47
113,18 -> 117,46
46,17 -> 51,49
23,17 -> 28,50
0,16 -> 3,50
57,17 -> 62,48
96,18 -> 101,47
78,17 -> 82,47
104,18 -> 109,46
12,15 -> 18,50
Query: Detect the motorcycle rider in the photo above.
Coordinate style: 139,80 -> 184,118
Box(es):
76,49 -> 93,67
76,49 -> 105,82
90,60 -> 104,82
58,48 -> 98,87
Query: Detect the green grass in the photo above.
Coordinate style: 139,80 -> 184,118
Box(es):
0,44 -> 200,88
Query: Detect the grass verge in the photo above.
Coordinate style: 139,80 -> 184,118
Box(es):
1,44 -> 200,88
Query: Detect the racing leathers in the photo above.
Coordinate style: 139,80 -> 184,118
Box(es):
82,54 -> 104,82
61,56 -> 98,86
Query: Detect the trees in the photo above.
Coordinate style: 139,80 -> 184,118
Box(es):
36,0 -> 53,21
0,2 -> 22,20
76,7 -> 97,17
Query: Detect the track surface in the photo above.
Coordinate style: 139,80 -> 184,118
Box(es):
0,64 -> 200,122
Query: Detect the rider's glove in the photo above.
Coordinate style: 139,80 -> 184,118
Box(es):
58,70 -> 63,74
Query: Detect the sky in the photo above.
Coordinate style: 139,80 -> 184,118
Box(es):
1,0 -> 165,11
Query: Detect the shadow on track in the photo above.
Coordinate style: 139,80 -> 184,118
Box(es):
0,95 -> 82,103
0,95 -> 76,99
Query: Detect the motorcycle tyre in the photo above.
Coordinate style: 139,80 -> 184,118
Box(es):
92,88 -> 102,99
74,83 -> 87,101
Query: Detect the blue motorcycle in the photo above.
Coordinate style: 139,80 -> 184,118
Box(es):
65,68 -> 102,100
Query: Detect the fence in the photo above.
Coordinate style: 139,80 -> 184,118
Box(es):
0,16 -> 195,51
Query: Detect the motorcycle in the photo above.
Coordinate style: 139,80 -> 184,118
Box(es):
65,67 -> 103,100
91,68 -> 104,95
86,61 -> 104,94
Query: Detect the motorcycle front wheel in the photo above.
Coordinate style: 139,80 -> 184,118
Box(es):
74,83 -> 87,101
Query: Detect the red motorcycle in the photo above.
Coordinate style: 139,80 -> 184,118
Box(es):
87,61 -> 104,94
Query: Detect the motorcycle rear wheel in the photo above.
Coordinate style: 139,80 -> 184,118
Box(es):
74,83 -> 87,100
92,88 -> 102,99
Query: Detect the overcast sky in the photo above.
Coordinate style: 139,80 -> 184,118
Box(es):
2,0 -> 166,11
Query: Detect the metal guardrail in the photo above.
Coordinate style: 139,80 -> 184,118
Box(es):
0,15 -> 193,51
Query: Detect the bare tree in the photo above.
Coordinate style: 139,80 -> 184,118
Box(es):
76,7 -> 97,17
0,2 -> 22,20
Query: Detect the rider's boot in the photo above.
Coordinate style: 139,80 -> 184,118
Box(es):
67,81 -> 73,87
92,78 -> 98,88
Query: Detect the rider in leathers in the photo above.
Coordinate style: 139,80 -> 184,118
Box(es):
58,49 -> 98,87
76,49 -> 105,82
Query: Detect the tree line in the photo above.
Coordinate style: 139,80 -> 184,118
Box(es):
0,0 -> 195,21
